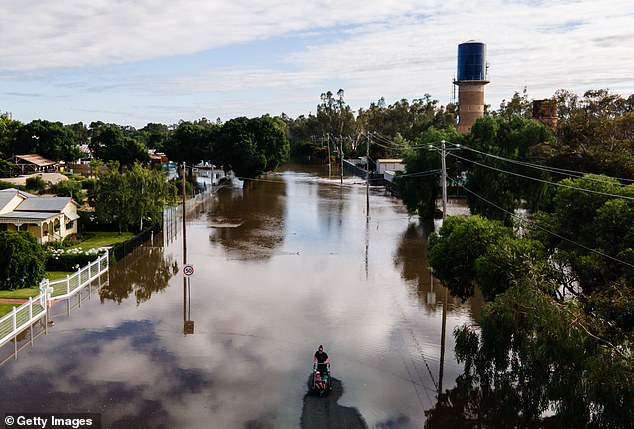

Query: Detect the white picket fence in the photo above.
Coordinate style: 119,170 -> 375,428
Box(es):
0,252 -> 109,348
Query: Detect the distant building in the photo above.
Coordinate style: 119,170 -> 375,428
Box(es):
532,99 -> 558,129
375,159 -> 404,174
0,189 -> 79,244
12,154 -> 58,175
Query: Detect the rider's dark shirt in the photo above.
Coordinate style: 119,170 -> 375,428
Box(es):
314,351 -> 328,363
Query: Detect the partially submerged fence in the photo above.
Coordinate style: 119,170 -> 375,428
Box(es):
0,252 -> 109,355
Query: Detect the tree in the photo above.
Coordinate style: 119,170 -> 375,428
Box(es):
551,89 -> 634,178
464,115 -> 554,224
89,123 -> 149,165
94,162 -> 172,232
54,179 -> 85,203
0,114 -> 22,157
212,116 -> 289,178
495,87 -> 532,119
13,120 -> 80,161
427,216 -> 511,301
445,275 -> 633,429
163,122 -> 215,164
138,122 -> 170,151
0,231 -> 46,290
397,127 -> 463,219
25,175 -> 47,193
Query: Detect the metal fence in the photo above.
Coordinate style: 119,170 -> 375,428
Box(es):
0,252 -> 109,349
109,224 -> 161,262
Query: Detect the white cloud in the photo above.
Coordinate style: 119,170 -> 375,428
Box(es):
1,0 -> 632,125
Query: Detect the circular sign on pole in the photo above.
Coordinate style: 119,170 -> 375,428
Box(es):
183,264 -> 194,277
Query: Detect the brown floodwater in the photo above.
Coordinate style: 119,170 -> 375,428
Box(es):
0,164 -> 481,428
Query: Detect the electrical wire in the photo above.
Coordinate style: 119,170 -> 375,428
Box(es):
447,152 -> 634,202
448,177 -> 634,270
451,143 -> 634,185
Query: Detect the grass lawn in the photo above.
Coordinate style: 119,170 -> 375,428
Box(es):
73,231 -> 134,251
47,271 -> 72,282
0,288 -> 40,300
0,303 -> 20,318
0,271 -> 72,300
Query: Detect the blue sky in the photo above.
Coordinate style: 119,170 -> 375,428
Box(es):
1,0 -> 633,128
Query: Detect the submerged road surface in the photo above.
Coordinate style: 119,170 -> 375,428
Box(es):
0,164 -> 481,428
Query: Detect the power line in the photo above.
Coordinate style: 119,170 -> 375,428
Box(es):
448,177 -> 634,270
448,152 -> 634,202
451,143 -> 634,185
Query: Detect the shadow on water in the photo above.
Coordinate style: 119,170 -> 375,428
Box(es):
300,376 -> 368,429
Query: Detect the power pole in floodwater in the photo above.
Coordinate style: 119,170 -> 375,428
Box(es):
326,134 -> 331,177
182,162 -> 187,265
441,140 -> 447,221
437,139 -> 461,220
340,137 -> 344,186
366,133 -> 370,217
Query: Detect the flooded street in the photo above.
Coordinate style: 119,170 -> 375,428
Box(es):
0,164 -> 481,428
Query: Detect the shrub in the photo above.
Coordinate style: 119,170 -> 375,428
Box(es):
45,247 -> 106,271
0,231 -> 46,290
25,176 -> 47,193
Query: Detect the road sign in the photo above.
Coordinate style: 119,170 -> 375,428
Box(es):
183,264 -> 194,277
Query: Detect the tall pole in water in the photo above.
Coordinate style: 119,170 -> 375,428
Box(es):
326,134 -> 331,177
340,137 -> 344,186
366,133 -> 370,217
182,162 -> 187,329
182,162 -> 187,265
441,139 -> 447,220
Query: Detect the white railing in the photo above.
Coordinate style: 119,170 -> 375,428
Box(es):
47,253 -> 109,300
0,252 -> 109,347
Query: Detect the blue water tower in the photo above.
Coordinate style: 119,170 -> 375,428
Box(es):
457,41 -> 488,82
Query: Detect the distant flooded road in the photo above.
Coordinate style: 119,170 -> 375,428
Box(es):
0,164 -> 481,428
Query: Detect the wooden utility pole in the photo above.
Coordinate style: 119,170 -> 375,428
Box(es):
340,137 -> 343,186
182,162 -> 187,331
182,162 -> 187,264
326,134 -> 331,177
441,140 -> 447,220
366,133 -> 370,217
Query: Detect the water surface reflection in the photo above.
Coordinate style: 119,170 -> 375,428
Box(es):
0,164 -> 482,428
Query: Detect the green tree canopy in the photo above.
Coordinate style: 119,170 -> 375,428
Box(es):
94,162 -> 172,232
13,119 -> 80,161
463,115 -> 554,224
163,122 -> 215,164
397,127 -> 463,219
89,123 -> 150,165
0,231 -> 46,290
212,116 -> 289,177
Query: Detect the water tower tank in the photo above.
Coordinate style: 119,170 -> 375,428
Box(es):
457,41 -> 487,81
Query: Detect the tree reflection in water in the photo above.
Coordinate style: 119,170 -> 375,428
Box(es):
393,221 -> 484,321
208,179 -> 286,261
100,234 -> 178,304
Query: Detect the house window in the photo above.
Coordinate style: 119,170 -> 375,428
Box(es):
66,220 -> 74,230
19,224 -> 28,231
0,224 -> 6,231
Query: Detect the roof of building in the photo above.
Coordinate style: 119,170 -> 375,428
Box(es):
0,211 -> 60,221
17,197 -> 73,212
14,154 -> 57,167
376,159 -> 404,163
0,188 -> 37,206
